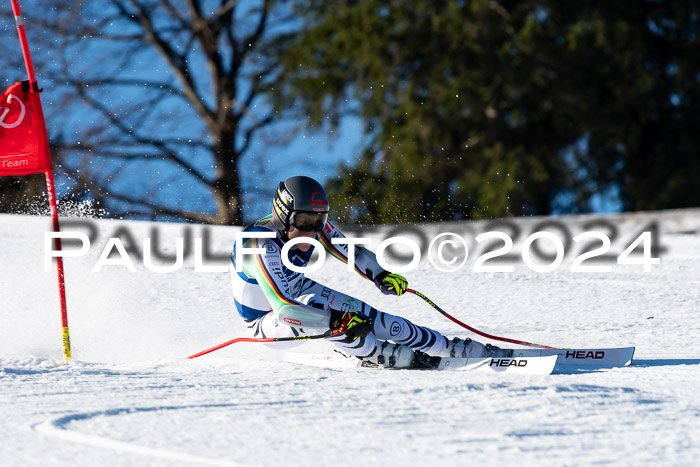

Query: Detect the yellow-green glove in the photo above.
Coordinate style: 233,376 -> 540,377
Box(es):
374,271 -> 408,296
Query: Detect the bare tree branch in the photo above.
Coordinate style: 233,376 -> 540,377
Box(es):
238,115 -> 273,155
208,0 -> 240,24
240,0 -> 270,62
117,0 -> 219,133
186,0 -> 226,121
74,84 -> 212,186
1,0 -> 297,224
157,0 -> 188,27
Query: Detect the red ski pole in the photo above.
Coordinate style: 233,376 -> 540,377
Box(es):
407,289 -> 557,350
187,329 -> 341,359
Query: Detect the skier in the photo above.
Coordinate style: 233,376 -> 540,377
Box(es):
230,175 -> 509,368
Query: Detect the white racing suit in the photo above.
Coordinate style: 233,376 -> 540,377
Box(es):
230,214 -> 451,357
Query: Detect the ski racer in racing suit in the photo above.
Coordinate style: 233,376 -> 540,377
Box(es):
230,176 -> 507,368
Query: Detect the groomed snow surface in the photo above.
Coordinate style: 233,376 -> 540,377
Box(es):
1,213 -> 699,466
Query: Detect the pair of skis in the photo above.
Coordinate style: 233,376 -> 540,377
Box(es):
189,288 -> 635,376
284,346 -> 635,375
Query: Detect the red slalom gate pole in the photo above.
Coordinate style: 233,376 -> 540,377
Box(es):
12,0 -> 72,360
10,0 -> 37,85
407,289 -> 557,350
46,169 -> 71,359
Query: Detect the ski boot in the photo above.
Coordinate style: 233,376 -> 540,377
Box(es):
483,343 -> 514,358
410,350 -> 442,369
441,337 -> 472,358
440,337 -> 514,358
359,340 -> 415,369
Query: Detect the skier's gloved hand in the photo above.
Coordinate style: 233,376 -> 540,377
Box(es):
329,309 -> 372,342
374,271 -> 408,296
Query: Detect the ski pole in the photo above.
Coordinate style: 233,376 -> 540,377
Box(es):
187,329 -> 341,359
407,288 -> 557,349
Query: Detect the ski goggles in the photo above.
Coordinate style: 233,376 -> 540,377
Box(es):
290,211 -> 328,232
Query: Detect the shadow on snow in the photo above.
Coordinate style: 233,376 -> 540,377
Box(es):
631,358 -> 700,368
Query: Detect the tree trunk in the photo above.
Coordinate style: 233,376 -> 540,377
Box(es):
212,130 -> 242,225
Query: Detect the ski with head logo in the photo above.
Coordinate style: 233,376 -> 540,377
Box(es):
507,347 -> 635,369
284,352 -> 558,375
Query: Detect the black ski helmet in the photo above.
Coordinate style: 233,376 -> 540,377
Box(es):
272,176 -> 330,231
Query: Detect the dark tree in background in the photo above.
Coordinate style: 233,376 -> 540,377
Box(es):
1,0 -> 293,224
2,1 -> 698,224
274,0 -> 700,223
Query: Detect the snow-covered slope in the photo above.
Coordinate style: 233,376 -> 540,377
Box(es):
1,213 -> 699,466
